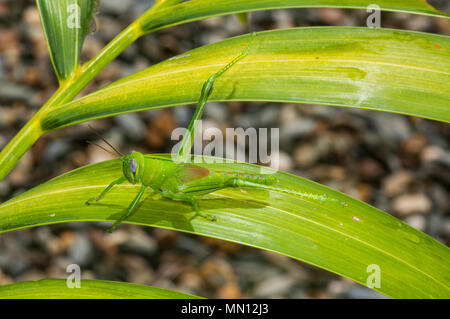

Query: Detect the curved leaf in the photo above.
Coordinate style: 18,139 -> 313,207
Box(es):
141,0 -> 450,32
0,279 -> 200,299
0,155 -> 449,298
37,0 -> 98,83
41,27 -> 450,132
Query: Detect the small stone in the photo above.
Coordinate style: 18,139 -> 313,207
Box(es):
269,151 -> 293,172
114,113 -> 146,141
146,109 -> 176,149
253,274 -> 296,298
280,118 -> 316,140
294,143 -> 318,168
436,18 -> 450,36
404,215 -> 426,232
356,183 -> 373,202
121,255 -> 154,284
80,37 -> 103,61
8,151 -> 33,186
405,15 -> 430,32
23,6 -> 41,26
273,10 -> 295,29
311,165 -> 346,181
358,158 -> 384,181
0,269 -> 13,285
43,140 -> 71,163
382,170 -> 414,197
205,102 -> 228,122
99,0 -> 133,14
421,145 -> 443,163
218,282 -> 242,299
120,228 -> 157,257
393,193 -> 432,216
69,232 -> 94,267
340,287 -> 388,299
402,134 -> 427,155
178,269 -> 203,289
200,16 -> 225,28
0,84 -> 34,101
317,8 -> 350,26
372,112 -> 411,143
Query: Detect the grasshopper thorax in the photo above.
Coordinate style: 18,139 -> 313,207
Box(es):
122,151 -> 145,184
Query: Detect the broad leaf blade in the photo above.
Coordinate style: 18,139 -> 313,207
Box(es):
0,279 -> 200,299
141,0 -> 449,32
41,27 -> 450,132
0,155 -> 449,298
37,0 -> 98,83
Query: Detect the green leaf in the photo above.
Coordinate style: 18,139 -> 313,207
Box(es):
0,279 -> 200,299
1,155 -> 449,298
37,0 -> 98,83
141,0 -> 449,32
41,27 -> 450,132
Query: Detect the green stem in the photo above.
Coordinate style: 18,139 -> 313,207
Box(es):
0,118 -> 42,181
0,10 -> 146,182
45,22 -> 143,110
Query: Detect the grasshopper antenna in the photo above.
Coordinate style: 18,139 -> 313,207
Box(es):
88,124 -> 124,157
86,140 -> 117,156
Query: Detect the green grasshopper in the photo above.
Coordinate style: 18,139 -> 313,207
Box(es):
86,33 -> 345,232
87,33 -> 274,232
87,151 -> 279,232
86,147 -> 342,232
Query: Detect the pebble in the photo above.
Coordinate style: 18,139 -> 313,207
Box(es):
43,139 -> 71,163
114,113 -> 146,141
294,143 -> 320,168
119,228 -> 157,257
176,235 -> 210,260
8,151 -> 33,186
0,83 -> 34,101
253,274 -> 296,298
382,170 -> 414,197
280,118 -> 316,140
358,158 -> 385,181
121,255 -> 154,284
99,0 -> 135,14
339,287 -> 388,299
69,232 -> 94,267
402,134 -> 428,155
269,150 -> 294,172
317,8 -> 350,26
421,145 -> 445,163
393,193 -> 432,216
204,102 -> 228,122
404,215 -> 427,232
372,112 -> 411,144
273,10 -> 296,29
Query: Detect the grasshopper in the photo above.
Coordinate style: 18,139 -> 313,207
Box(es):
86,33 -> 345,232
87,33 -> 275,232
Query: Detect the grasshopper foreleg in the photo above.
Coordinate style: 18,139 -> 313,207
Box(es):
107,184 -> 147,233
85,176 -> 126,205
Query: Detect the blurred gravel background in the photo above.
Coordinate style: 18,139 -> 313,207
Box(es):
0,0 -> 449,299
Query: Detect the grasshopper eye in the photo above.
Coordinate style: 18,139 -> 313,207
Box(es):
129,158 -> 138,174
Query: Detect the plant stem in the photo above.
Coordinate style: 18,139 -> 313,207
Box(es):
0,12 -> 146,182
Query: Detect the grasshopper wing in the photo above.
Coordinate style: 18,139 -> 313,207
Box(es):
175,164 -> 210,184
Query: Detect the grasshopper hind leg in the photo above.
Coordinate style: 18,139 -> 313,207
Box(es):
161,190 -> 216,222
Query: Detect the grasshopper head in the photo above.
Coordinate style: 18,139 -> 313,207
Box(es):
122,151 -> 145,184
